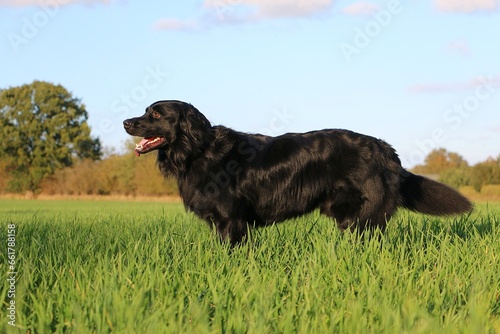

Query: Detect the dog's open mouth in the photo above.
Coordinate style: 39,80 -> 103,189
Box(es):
134,137 -> 167,156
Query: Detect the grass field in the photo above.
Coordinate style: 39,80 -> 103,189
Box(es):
1,199 -> 499,333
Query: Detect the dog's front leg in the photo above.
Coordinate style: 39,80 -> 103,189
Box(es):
214,219 -> 248,246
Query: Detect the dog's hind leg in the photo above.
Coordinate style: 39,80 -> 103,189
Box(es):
320,186 -> 365,232
352,176 -> 399,233
322,177 -> 398,234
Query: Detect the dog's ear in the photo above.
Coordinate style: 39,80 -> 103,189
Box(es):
180,105 -> 212,146
166,104 -> 212,176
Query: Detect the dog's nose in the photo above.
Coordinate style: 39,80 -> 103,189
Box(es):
123,120 -> 132,129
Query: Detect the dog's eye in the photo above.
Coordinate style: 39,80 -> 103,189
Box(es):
152,111 -> 161,119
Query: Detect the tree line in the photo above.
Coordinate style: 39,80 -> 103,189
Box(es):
39,146 -> 178,196
1,81 -> 499,198
411,148 -> 500,193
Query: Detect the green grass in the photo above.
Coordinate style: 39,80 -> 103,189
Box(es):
1,199 -> 499,333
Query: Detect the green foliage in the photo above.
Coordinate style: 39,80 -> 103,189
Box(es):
1,200 -> 499,333
411,148 -> 500,192
469,158 -> 500,192
439,167 -> 471,189
438,158 -> 500,193
0,81 -> 101,193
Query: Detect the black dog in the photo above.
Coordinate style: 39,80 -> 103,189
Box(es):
123,100 -> 472,245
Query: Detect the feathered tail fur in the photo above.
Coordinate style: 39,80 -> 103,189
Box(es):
400,172 -> 473,215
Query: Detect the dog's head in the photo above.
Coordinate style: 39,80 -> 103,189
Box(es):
123,100 -> 212,156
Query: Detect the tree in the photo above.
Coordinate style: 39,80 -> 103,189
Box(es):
439,167 -> 471,189
412,148 -> 468,175
0,81 -> 101,193
470,159 -> 500,192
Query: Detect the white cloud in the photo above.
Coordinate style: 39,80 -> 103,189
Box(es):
341,1 -> 379,16
155,0 -> 333,31
0,0 -> 110,6
434,0 -> 498,13
204,0 -> 333,19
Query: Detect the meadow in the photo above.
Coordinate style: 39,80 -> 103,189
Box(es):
1,199 -> 499,333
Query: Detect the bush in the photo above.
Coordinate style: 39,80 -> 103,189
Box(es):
439,167 -> 471,189
39,153 -> 178,197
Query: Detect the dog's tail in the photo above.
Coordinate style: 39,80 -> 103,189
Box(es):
400,172 -> 473,215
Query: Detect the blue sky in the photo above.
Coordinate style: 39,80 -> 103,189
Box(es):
1,0 -> 499,167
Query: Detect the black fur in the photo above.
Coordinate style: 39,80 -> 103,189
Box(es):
124,100 -> 473,245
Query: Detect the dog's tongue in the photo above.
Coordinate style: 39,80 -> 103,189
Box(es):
134,137 -> 153,156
